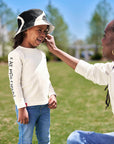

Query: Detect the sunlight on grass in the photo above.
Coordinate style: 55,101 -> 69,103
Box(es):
0,62 -> 114,144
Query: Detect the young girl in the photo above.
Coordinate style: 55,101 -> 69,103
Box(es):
8,9 -> 57,144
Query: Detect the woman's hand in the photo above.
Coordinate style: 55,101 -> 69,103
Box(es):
18,107 -> 29,124
45,34 -> 57,52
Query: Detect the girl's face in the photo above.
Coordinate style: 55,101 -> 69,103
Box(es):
102,21 -> 114,60
22,25 -> 48,48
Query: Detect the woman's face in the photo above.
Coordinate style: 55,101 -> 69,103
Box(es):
102,21 -> 114,60
22,25 -> 48,48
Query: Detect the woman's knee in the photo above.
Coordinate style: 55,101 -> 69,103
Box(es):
67,130 -> 82,144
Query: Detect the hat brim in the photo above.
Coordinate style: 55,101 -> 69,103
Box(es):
34,19 -> 55,34
15,20 -> 54,37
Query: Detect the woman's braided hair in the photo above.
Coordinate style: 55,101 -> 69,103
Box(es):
104,85 -> 110,109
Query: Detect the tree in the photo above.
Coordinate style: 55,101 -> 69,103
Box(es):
0,0 -> 17,56
45,2 -> 69,60
87,0 -> 112,54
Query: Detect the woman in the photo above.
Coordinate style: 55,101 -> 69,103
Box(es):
45,20 -> 114,144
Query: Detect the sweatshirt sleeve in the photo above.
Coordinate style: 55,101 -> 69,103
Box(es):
75,60 -> 109,85
41,50 -> 56,97
8,51 -> 26,109
48,80 -> 56,97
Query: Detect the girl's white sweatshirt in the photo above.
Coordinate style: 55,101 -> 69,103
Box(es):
8,46 -> 56,109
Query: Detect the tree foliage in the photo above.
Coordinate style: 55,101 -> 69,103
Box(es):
0,0 -> 17,56
0,0 -> 17,31
46,3 -> 69,51
87,0 -> 112,54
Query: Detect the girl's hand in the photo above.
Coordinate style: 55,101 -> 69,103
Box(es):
48,95 -> 57,109
18,107 -> 29,124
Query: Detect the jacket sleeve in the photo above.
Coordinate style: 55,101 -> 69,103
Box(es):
8,51 -> 26,109
75,60 -> 110,85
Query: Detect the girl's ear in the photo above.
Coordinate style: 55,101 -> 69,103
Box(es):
23,30 -> 27,39
24,30 -> 27,34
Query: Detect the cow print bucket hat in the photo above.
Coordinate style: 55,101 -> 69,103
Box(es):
15,9 -> 55,36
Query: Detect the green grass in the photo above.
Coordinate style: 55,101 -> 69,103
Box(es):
0,62 -> 114,144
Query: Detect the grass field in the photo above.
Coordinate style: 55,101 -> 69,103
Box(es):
0,62 -> 114,144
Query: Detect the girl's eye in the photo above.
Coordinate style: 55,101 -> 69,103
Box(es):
37,29 -> 48,35
103,34 -> 106,38
44,30 -> 48,35
38,29 -> 42,32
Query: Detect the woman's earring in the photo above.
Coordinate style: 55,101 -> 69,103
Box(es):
112,50 -> 114,55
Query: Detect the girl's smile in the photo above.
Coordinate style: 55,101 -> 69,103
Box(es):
21,25 -> 48,48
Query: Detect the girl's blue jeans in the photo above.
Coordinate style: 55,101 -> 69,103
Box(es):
67,130 -> 114,144
16,104 -> 50,144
